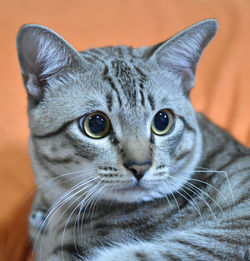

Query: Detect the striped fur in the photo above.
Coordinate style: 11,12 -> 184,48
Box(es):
16,20 -> 249,260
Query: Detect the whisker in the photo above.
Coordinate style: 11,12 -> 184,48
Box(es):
195,167 -> 235,207
77,183 -> 107,249
60,192 -> 86,261
19,169 -> 97,226
60,192 -> 88,261
170,176 -> 218,221
173,175 -> 224,216
183,176 -> 232,210
167,179 -> 204,222
89,184 -> 107,227
37,168 -> 96,189
60,182 -> 100,261
79,180 -> 105,236
74,181 -> 103,243
72,183 -> 103,257
60,179 -> 105,259
35,181 -> 86,256
169,190 -> 182,221
34,176 -> 99,258
160,185 -> 181,221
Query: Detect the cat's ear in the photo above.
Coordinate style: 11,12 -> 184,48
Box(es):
16,24 -> 82,101
147,19 -> 218,95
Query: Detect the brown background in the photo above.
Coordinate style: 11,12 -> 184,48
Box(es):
0,0 -> 250,260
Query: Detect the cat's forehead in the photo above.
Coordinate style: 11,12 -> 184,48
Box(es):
103,57 -> 148,86
107,58 -> 147,81
79,54 -> 184,118
96,58 -> 180,106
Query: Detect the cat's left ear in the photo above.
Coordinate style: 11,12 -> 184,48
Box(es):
16,24 -> 83,101
147,19 -> 218,95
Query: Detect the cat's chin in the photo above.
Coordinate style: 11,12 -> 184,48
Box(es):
100,186 -> 165,203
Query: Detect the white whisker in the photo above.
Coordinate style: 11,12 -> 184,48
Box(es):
67,179 -> 103,254
167,179 -> 204,221
37,167 -> 96,189
160,185 -> 181,221
78,180 -> 105,236
35,176 -> 99,259
195,167 -> 235,207
172,177 -> 218,221
60,181 -> 102,261
172,175 -> 224,217
184,176 -> 232,209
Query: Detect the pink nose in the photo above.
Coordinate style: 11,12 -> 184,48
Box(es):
124,161 -> 152,180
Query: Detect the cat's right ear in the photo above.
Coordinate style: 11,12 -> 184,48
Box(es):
16,24 -> 82,101
145,19 -> 218,95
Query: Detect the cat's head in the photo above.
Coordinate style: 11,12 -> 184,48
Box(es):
17,20 -> 217,203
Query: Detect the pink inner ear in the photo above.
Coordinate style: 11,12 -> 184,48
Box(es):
150,20 -> 217,94
17,25 -> 81,78
22,30 -> 70,76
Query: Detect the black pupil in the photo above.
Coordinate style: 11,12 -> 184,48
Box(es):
154,111 -> 169,131
88,114 -> 107,134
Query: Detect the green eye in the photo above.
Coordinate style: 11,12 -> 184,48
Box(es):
79,112 -> 110,139
151,109 -> 174,135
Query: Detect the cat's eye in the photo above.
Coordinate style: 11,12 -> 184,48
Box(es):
151,109 -> 174,136
79,112 -> 110,139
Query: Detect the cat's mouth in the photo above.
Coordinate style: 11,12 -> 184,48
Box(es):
104,180 -> 163,203
115,181 -> 149,193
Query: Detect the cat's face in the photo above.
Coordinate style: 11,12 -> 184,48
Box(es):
17,20 -> 217,203
29,58 -> 202,203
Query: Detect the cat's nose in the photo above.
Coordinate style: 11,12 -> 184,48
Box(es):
124,160 -> 152,181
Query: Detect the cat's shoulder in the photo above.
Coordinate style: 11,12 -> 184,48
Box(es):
196,112 -> 250,156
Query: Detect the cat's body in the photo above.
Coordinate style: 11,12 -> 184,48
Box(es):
16,20 -> 250,260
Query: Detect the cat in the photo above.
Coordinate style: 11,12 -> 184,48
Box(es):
16,19 -> 250,261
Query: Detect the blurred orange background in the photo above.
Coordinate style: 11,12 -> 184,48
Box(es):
0,0 -> 250,260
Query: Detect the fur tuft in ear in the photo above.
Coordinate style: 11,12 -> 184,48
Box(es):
148,19 -> 218,95
16,24 -> 82,101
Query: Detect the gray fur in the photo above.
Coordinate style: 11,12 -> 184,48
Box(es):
17,19 -> 249,261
